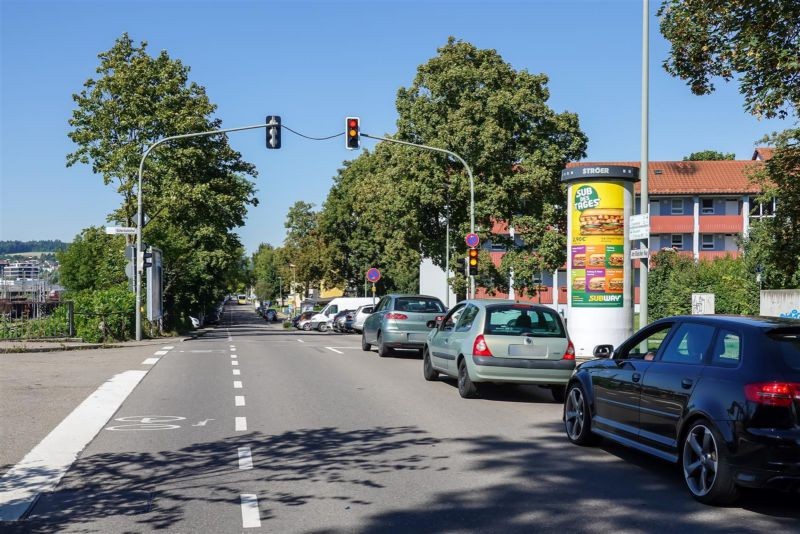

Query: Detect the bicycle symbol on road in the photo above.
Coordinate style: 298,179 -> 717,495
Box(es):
106,415 -> 186,431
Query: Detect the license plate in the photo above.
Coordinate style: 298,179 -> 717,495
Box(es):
508,344 -> 549,358
408,333 -> 427,342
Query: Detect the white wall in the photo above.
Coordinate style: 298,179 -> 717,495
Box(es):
419,258 -> 457,308
760,290 -> 800,318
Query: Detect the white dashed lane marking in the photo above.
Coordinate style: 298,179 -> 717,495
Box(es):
231,354 -> 237,359
234,381 -> 243,389
325,347 -> 343,354
141,358 -> 159,365
233,369 -> 241,376
162,346 -> 174,350
240,494 -> 261,528
231,361 -> 239,366
153,350 -> 168,356
297,339 -> 304,343
238,447 -> 253,470
235,396 -> 245,407
235,417 -> 247,431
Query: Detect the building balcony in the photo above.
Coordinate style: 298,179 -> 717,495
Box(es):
698,250 -> 741,260
650,215 -> 693,233
698,215 -> 743,233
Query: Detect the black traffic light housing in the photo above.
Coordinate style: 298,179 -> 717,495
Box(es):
456,257 -> 466,274
139,250 -> 153,270
468,248 -> 478,276
346,117 -> 360,150
266,115 -> 281,149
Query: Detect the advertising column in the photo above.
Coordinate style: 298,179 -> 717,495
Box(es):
561,165 -> 639,357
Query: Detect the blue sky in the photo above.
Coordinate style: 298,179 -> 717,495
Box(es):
0,0 -> 790,253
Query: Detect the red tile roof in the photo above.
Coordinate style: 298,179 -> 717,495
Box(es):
566,160 -> 764,195
752,147 -> 774,161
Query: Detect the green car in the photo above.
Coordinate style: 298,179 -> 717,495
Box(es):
423,300 -> 575,400
361,294 -> 447,357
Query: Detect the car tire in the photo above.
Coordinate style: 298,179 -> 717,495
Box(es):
551,385 -> 567,403
457,358 -> 479,398
302,322 -> 311,331
361,332 -> 371,352
319,323 -> 328,332
422,346 -> 438,381
681,420 -> 739,505
377,332 -> 393,358
564,383 -> 599,446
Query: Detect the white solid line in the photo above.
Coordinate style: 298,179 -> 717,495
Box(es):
297,339 -> 304,343
325,347 -> 343,354
235,416 -> 247,431
240,494 -> 261,528
0,370 -> 148,521
234,381 -> 243,389
231,361 -> 239,366
238,447 -> 253,470
153,350 -> 168,356
141,358 -> 159,365
233,369 -> 241,376
161,346 -> 174,350
235,395 -> 246,407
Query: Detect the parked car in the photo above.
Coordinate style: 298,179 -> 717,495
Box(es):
351,305 -> 374,333
292,311 -> 314,329
422,301 -> 574,400
563,314 -> 800,505
265,308 -> 278,322
308,297 -> 377,331
361,295 -> 446,357
332,309 -> 355,332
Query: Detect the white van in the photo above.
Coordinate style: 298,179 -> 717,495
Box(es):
310,297 -> 378,331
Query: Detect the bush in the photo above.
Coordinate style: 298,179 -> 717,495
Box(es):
71,285 -> 135,343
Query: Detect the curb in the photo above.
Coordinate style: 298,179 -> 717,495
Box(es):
0,331 -> 210,354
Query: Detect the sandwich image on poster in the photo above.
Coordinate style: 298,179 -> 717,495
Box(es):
588,276 -> 606,292
607,277 -> 624,293
579,208 -> 624,236
572,276 -> 586,292
572,246 -> 586,268
607,246 -> 624,267
588,253 -> 605,266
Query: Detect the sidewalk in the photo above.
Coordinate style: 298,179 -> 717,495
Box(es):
0,328 -> 213,353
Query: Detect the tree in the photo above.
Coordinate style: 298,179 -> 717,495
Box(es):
66,34 -> 258,329
251,243 -> 285,302
682,150 -> 735,161
282,202 -> 328,297
57,227 -> 127,292
659,0 -> 800,120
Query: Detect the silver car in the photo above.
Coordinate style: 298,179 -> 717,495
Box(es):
361,295 -> 446,356
350,304 -> 374,333
422,300 -> 575,400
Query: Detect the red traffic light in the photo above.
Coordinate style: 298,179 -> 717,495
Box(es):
346,117 -> 360,150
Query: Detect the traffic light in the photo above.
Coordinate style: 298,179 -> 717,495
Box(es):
468,248 -> 478,276
266,115 -> 281,149
456,257 -> 466,275
138,250 -> 153,271
346,117 -> 360,150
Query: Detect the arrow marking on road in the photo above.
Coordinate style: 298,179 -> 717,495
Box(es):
192,419 -> 215,427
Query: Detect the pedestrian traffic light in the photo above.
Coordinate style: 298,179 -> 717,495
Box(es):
346,117 -> 360,150
266,115 -> 281,149
138,250 -> 153,271
468,248 -> 478,276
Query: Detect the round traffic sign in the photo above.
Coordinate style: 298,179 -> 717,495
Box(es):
366,267 -> 381,283
465,233 -> 480,248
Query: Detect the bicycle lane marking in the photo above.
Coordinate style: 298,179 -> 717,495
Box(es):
0,370 -> 148,521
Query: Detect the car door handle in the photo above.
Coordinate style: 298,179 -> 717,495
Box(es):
681,378 -> 694,389
632,372 -> 641,383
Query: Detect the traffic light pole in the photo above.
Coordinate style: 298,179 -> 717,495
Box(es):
135,122 -> 272,341
361,132 -> 476,299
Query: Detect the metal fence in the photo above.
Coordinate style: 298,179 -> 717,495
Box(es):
0,300 -> 74,340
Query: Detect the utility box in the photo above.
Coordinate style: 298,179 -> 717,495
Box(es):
691,293 -> 715,315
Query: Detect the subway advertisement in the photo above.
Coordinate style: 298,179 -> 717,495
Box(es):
570,182 -> 624,308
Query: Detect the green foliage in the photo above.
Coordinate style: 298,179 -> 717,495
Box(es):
659,0 -> 800,120
0,240 -> 68,254
71,285 -> 135,343
648,250 -> 758,321
251,243 -> 285,302
318,38 -> 586,296
0,305 -> 69,340
66,34 -> 257,330
682,150 -> 735,161
57,226 -> 127,292
283,202 -> 329,294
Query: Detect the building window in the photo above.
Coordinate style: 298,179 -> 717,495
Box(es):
702,234 -> 714,250
671,234 -> 683,250
751,198 -> 777,218
671,198 -> 683,215
701,199 -> 714,214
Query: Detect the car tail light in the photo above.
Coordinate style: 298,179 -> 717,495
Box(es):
744,382 -> 800,407
562,340 -> 575,360
386,313 -> 408,320
473,335 -> 493,357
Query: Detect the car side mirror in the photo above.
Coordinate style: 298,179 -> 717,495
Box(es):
593,344 -> 613,359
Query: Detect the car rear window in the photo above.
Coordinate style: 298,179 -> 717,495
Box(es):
484,305 -> 565,337
768,328 -> 800,371
394,297 -> 445,313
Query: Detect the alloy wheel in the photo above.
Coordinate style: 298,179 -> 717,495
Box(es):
682,424 -> 719,497
564,387 -> 585,440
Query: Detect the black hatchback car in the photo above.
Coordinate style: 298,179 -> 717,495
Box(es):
563,315 -> 800,504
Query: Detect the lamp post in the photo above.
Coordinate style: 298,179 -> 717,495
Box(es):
289,263 -> 296,308
278,276 -> 283,308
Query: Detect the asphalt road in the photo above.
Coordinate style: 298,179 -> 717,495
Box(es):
3,303 -> 798,532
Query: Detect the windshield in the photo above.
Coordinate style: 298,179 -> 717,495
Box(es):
394,297 -> 445,313
484,305 -> 565,337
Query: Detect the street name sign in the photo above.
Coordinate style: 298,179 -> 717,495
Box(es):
629,246 -> 649,260
106,226 -> 136,235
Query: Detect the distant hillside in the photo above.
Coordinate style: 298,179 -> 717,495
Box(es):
0,240 -> 69,254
